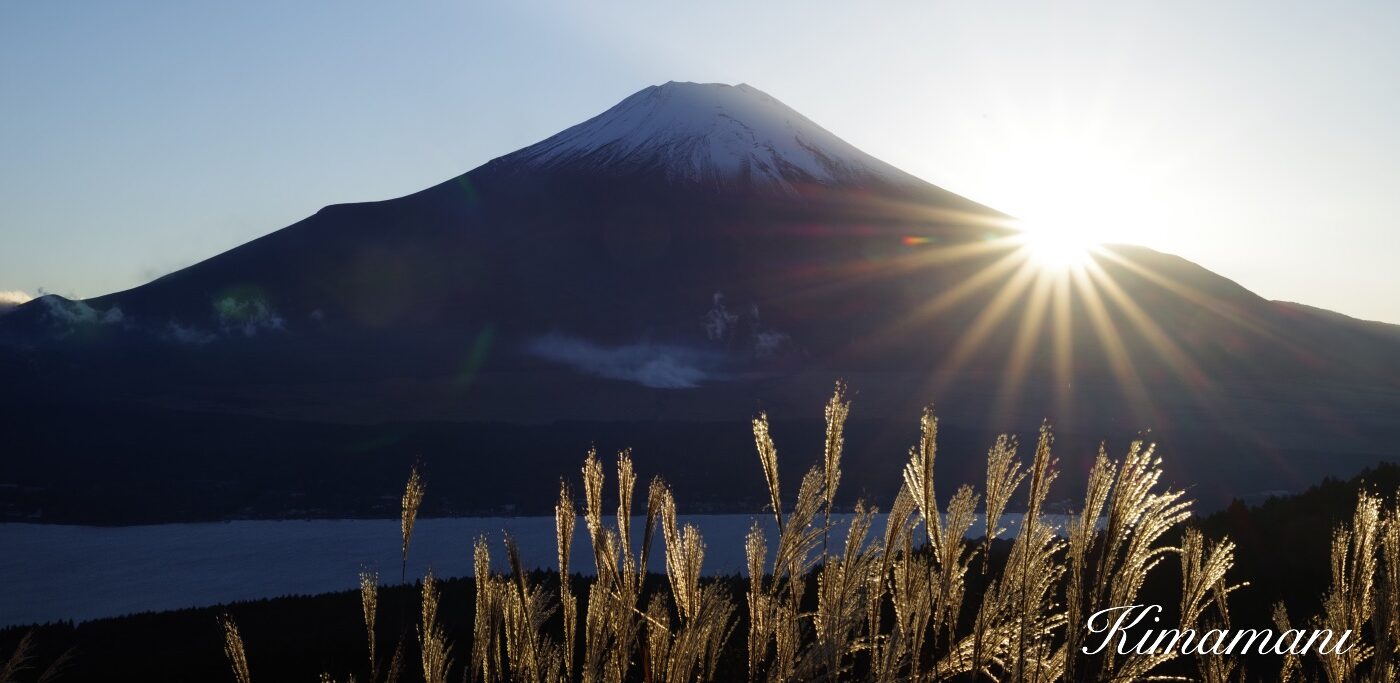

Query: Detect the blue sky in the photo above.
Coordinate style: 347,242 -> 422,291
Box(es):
3,1 -> 1399,322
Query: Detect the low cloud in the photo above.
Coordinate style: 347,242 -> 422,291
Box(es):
215,296 -> 285,337
703,291 -> 789,357
527,334 -> 720,389
40,296 -> 125,331
166,321 -> 218,345
163,296 -> 287,343
753,330 -> 790,357
702,292 -> 740,341
0,290 -> 33,314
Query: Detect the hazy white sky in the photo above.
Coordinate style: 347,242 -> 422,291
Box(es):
3,2 -> 1398,322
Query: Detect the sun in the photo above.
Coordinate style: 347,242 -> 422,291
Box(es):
1015,214 -> 1101,270
993,148 -> 1150,271
960,129 -> 1170,272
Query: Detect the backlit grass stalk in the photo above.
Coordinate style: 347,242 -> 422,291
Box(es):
418,569 -> 452,683
0,632 -> 32,683
220,613 -> 252,683
471,537 -> 504,683
555,481 -> 577,681
822,380 -> 851,559
359,569 -> 378,681
400,464 -> 425,584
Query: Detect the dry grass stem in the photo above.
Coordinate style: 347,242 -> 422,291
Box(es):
358,569 -> 378,681
400,464 -> 425,584
220,614 -> 253,683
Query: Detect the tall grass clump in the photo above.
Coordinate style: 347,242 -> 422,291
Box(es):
217,381 -> 1400,682
0,632 -> 70,683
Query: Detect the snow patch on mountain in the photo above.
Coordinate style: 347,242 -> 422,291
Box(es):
501,81 -> 925,194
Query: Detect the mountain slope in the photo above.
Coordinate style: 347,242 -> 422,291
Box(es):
1,81 -> 1398,519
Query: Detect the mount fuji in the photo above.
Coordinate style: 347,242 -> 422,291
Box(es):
2,82 -> 1398,522
501,81 -> 925,193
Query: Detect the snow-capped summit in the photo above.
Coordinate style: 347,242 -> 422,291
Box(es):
497,81 -> 925,194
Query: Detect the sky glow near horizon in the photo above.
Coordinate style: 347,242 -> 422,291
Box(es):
2,2 -> 1398,322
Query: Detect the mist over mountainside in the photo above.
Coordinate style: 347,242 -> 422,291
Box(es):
2,81 -> 1398,522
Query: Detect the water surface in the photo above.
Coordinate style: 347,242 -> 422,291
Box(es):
0,512 -> 1064,627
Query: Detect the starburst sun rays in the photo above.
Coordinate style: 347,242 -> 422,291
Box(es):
827,203 -> 1236,431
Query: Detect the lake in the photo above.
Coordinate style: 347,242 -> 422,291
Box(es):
0,512 -> 1064,627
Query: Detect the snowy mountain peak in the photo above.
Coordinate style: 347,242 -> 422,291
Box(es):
498,81 -> 924,194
